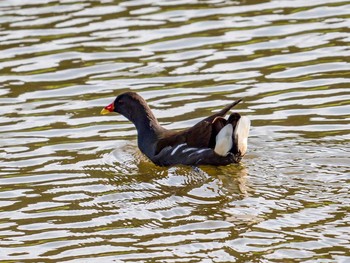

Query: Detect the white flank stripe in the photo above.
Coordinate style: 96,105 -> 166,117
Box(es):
196,149 -> 210,154
182,147 -> 197,153
189,148 -> 210,157
171,143 -> 186,156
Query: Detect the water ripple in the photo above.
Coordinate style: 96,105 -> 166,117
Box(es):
0,0 -> 349,261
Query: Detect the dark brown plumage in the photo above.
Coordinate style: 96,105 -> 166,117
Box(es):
101,92 -> 244,167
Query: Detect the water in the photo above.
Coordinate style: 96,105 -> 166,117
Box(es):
0,0 -> 349,261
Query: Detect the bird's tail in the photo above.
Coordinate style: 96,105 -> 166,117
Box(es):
203,99 -> 242,123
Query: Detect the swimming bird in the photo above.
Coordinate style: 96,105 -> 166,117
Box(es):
101,92 -> 250,167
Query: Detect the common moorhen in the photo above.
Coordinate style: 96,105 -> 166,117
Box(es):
101,92 -> 250,167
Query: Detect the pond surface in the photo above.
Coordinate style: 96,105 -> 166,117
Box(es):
0,0 -> 349,262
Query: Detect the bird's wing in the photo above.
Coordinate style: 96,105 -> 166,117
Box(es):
155,121 -> 212,154
155,99 -> 242,154
183,120 -> 213,148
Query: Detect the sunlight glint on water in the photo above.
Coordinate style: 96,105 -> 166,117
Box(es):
0,0 -> 349,262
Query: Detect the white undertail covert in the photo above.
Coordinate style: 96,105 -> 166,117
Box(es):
214,124 -> 233,156
214,116 -> 251,157
234,116 -> 250,156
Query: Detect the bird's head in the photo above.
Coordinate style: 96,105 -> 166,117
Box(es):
100,92 -> 151,123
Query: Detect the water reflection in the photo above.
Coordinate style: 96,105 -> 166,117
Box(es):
0,0 -> 349,261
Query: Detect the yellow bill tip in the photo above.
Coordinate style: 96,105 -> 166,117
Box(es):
101,102 -> 114,115
100,108 -> 111,115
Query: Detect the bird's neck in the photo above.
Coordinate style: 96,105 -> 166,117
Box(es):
132,105 -> 160,132
131,105 -> 164,157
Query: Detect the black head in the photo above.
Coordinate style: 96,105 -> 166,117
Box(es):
101,92 -> 153,123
